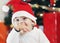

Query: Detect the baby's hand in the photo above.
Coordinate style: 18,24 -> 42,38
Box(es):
14,22 -> 30,33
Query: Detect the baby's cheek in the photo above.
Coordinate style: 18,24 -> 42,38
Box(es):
26,23 -> 31,27
25,20 -> 32,27
27,23 -> 32,28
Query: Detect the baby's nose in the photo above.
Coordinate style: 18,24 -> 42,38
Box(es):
21,22 -> 24,24
19,21 -> 25,25
20,22 -> 27,26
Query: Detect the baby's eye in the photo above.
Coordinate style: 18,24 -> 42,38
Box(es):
16,19 -> 19,21
23,17 -> 27,20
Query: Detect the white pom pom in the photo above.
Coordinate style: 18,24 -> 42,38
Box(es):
2,5 -> 9,12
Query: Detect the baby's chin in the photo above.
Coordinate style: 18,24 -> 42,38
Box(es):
20,30 -> 29,35
20,28 -> 32,35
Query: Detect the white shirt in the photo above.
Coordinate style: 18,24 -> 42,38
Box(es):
6,27 -> 50,43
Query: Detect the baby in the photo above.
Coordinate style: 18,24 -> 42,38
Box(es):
4,0 -> 50,43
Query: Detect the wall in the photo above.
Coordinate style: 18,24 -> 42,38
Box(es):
0,0 -> 9,22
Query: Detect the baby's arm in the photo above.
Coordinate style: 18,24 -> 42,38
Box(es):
6,28 -> 20,43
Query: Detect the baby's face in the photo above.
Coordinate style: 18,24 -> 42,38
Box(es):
13,16 -> 35,31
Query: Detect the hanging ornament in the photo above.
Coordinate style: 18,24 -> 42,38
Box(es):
53,4 -> 56,6
50,0 -> 56,6
40,13 -> 43,17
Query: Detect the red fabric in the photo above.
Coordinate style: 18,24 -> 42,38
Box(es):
0,22 -> 8,43
57,12 -> 60,43
6,0 -> 22,5
13,2 -> 34,15
43,12 -> 57,43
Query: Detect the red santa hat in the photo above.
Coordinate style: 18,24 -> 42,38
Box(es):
11,1 -> 37,26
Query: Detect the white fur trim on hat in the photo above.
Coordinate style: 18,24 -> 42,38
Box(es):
12,11 -> 37,25
2,5 -> 9,12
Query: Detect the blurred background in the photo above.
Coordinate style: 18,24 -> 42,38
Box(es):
0,0 -> 60,43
